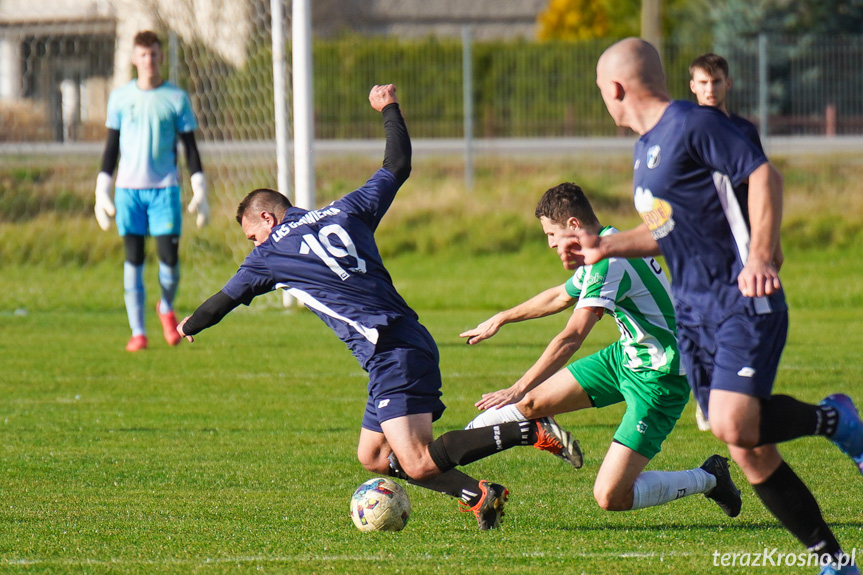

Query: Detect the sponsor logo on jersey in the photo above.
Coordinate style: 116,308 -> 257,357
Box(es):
646,145 -> 661,169
583,272 -> 606,288
635,187 -> 675,240
377,399 -> 390,409
737,367 -> 756,377
636,420 -> 648,434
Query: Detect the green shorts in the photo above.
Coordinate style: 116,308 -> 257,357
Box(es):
567,342 -> 689,459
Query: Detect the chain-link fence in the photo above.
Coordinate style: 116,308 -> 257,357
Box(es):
3,24 -> 863,143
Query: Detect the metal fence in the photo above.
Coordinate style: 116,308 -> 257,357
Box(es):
2,27 -> 863,143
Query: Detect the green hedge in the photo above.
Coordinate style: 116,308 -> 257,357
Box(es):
173,36 -> 714,141
173,35 -> 723,141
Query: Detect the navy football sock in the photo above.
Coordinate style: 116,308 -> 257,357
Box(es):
752,460 -> 844,563
757,395 -> 837,446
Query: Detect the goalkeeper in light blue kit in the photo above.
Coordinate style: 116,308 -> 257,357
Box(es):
94,30 -> 209,352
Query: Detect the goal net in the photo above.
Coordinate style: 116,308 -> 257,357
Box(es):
0,0 -> 290,308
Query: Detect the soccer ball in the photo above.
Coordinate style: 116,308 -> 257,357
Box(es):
349,477 -> 411,532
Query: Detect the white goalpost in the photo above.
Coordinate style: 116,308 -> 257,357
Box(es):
281,0 -> 316,308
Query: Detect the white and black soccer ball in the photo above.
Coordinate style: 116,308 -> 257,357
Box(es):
349,477 -> 411,532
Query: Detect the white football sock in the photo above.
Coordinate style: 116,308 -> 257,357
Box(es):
464,404 -> 527,429
630,468 -> 716,510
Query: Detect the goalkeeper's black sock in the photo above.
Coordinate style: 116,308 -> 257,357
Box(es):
752,460 -> 845,563
426,421 -> 535,472
388,453 -> 484,505
757,395 -> 838,446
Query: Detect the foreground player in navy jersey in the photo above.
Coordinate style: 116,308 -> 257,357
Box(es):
177,84 -> 581,530
558,39 -> 862,574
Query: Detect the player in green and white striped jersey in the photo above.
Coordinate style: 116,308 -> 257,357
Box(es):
461,183 -> 741,516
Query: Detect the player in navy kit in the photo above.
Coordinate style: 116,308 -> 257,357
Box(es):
689,53 -> 762,152
558,38 -> 862,574
688,52 -> 776,431
177,84 -> 581,530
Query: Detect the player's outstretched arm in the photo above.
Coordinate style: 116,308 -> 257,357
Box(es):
371,84 -> 411,186
475,307 -> 601,411
460,285 -> 573,345
558,224 -> 659,270
177,290 -> 241,342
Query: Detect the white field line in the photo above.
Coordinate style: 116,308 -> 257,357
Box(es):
2,550 -> 696,566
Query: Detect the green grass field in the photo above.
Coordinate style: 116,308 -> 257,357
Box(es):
2,244 -> 862,574
2,154 -> 863,573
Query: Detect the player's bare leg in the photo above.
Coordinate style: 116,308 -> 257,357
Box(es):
378,413 -> 437,480
465,369 -> 592,429
593,442 -> 650,510
592,442 -> 738,515
517,369 -> 594,419
707,390 -> 763,451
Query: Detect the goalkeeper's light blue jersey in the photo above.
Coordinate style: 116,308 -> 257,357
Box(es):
221,168 -> 418,369
631,100 -> 786,323
106,80 -> 197,189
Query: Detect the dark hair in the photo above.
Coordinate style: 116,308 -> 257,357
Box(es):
689,53 -> 730,79
535,183 -> 599,227
133,31 -> 162,49
236,188 -> 293,224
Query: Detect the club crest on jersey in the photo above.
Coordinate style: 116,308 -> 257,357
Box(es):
646,145 -> 661,169
634,187 -> 675,240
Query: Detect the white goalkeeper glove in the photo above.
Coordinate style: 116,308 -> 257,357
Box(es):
94,172 -> 116,231
188,171 -> 209,228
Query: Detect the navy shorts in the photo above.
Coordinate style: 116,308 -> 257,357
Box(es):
677,306 -> 788,418
361,319 -> 446,433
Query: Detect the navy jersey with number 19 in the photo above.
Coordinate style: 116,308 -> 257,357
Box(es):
221,168 -> 418,368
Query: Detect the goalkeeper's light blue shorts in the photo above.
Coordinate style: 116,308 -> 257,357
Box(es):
115,186 -> 182,237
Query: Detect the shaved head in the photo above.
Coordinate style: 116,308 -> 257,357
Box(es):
595,37 -> 671,134
597,37 -> 668,96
